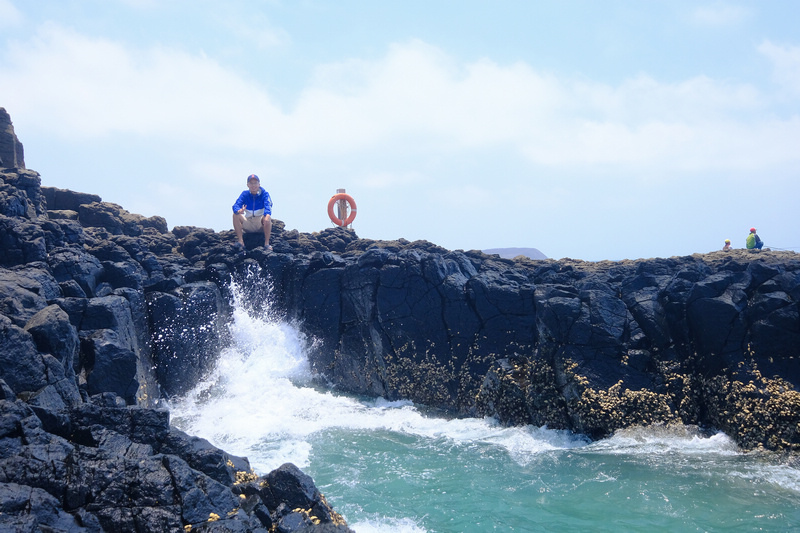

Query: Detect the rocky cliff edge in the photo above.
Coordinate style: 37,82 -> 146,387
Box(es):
2,107 -> 800,529
1,109 -> 354,532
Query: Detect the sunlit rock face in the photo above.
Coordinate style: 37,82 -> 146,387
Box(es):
289,242 -> 800,451
0,107 -> 25,169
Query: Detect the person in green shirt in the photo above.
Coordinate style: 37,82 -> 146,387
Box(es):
746,228 -> 763,250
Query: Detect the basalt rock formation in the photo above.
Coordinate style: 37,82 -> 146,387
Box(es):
2,107 -> 800,528
267,240 -> 800,452
292,247 -> 800,451
0,109 -> 354,532
0,107 -> 25,169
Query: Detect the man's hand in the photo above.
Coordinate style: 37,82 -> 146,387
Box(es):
236,206 -> 245,215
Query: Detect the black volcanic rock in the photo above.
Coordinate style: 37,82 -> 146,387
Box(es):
147,281 -> 229,397
0,107 -> 25,169
279,243 -> 800,449
2,106 -> 800,530
6,154 -> 797,455
0,110 -> 355,532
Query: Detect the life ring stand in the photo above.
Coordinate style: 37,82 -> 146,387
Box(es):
327,193 -> 357,227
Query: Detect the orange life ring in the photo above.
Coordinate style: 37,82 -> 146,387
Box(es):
327,193 -> 357,227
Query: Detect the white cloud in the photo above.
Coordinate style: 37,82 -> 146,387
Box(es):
2,26 -> 798,182
0,0 -> 22,27
279,41 -> 564,154
575,74 -> 762,122
358,171 -> 426,190
758,40 -> 800,96
2,23 -> 284,141
690,2 -> 749,27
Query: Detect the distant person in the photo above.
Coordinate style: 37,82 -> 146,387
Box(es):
746,227 -> 763,250
723,239 -> 731,251
232,174 -> 273,251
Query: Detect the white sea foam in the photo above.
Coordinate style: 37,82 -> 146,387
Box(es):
726,460 -> 800,494
586,424 -> 741,456
583,424 -> 800,495
167,274 -> 800,533
168,278 -> 588,472
349,516 -> 428,533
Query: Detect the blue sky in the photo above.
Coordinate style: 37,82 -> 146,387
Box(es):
1,0 -> 798,261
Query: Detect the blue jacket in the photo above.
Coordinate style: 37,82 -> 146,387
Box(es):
232,187 -> 272,217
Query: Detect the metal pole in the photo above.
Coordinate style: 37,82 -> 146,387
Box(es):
336,188 -> 348,227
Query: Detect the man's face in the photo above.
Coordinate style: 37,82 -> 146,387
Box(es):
247,179 -> 260,193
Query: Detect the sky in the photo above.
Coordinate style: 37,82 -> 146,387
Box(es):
1,0 -> 798,261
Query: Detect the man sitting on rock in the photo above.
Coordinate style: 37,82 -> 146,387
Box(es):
232,174 -> 273,251
746,227 -> 763,250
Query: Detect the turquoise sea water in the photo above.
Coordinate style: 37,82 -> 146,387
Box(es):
169,283 -> 800,532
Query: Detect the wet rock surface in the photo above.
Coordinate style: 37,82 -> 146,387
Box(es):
288,242 -> 800,451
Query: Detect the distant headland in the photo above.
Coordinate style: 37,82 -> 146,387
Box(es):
483,247 -> 547,260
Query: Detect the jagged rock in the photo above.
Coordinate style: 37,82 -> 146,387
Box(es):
78,201 -> 143,236
24,304 -> 80,388
48,246 -> 104,297
161,428 -> 251,486
74,294 -> 161,406
233,464 -> 353,533
2,105 -> 798,529
0,390 -> 348,531
314,226 -> 359,253
0,315 -> 55,395
0,265 -> 61,326
147,281 -> 228,397
283,249 -> 800,448
0,215 -> 48,266
0,482 -> 86,532
0,107 -> 25,169
80,328 -> 141,403
0,109 -> 354,531
41,186 -> 101,212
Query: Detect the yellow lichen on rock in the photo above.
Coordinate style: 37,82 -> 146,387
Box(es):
235,469 -> 259,484
292,508 -> 321,525
704,370 -> 800,452
320,494 -> 349,526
